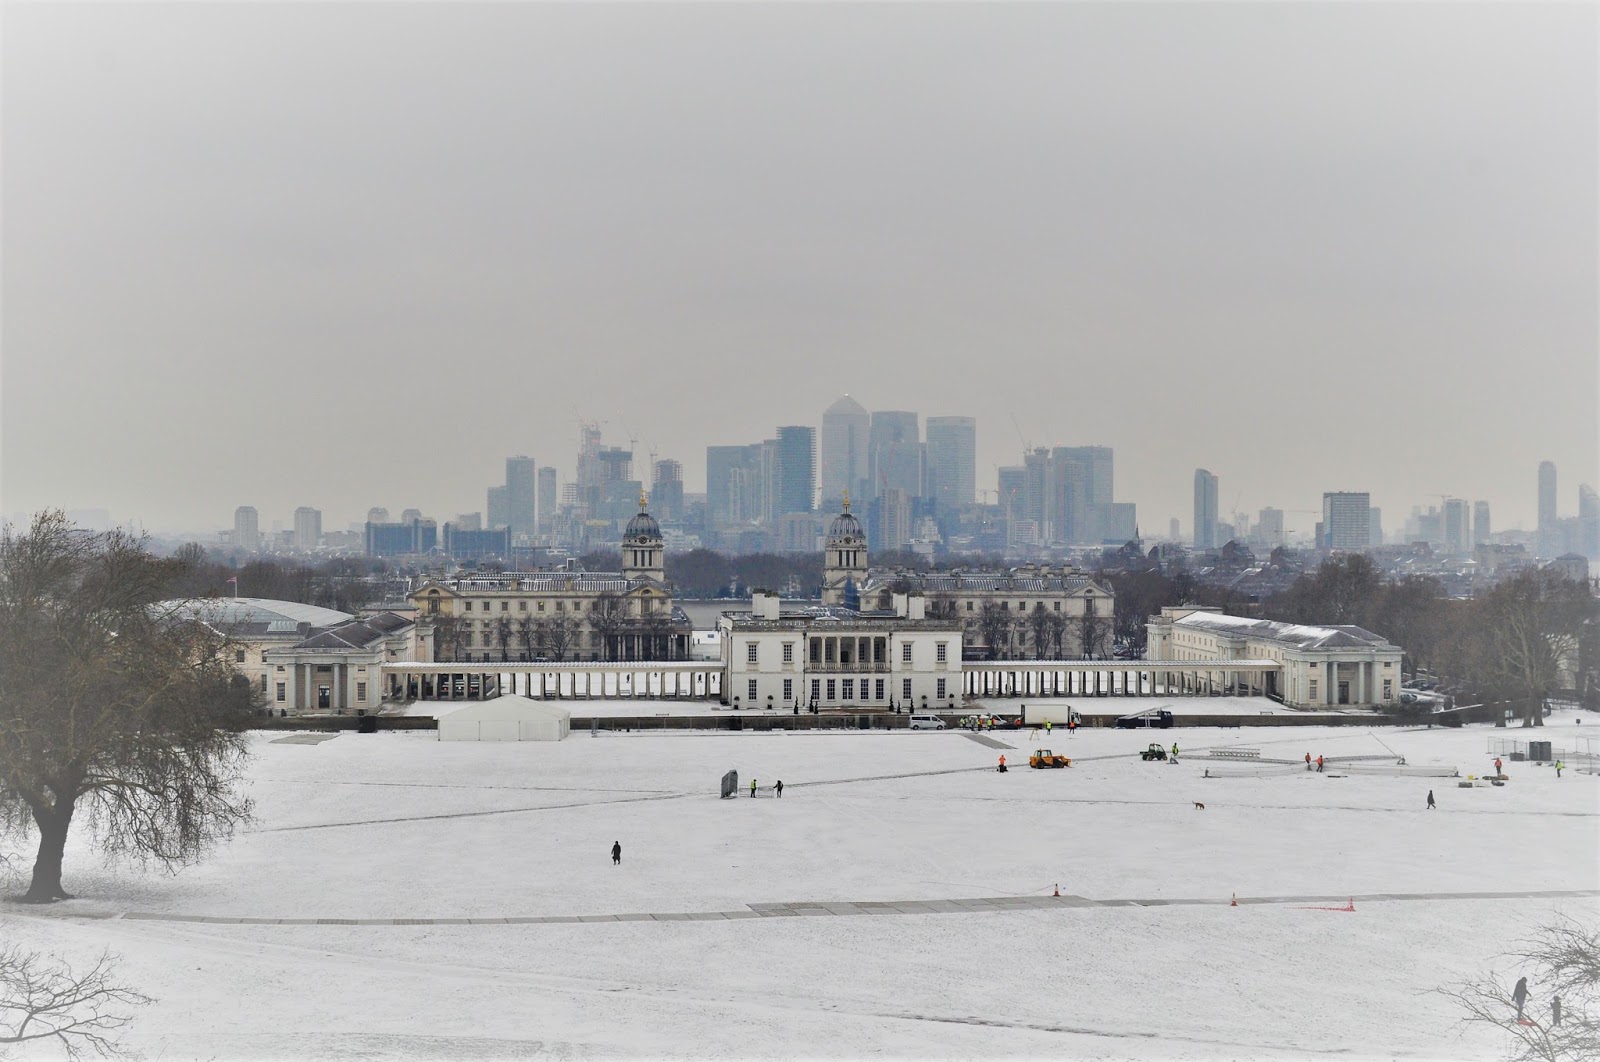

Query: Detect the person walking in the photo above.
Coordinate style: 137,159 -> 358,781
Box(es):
1426,789 -> 1436,810
1045,720 -> 1052,736
1305,753 -> 1313,771
1552,995 -> 1562,1026
997,754 -> 1007,773
1067,718 -> 1076,737
611,841 -> 622,866
1172,742 -> 1180,760
1513,976 -> 1529,1022
1316,755 -> 1324,773
1494,756 -> 1503,776
750,778 -> 757,798
775,780 -> 784,798
1556,759 -> 1563,778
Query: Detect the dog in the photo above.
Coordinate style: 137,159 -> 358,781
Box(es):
1193,801 -> 1206,810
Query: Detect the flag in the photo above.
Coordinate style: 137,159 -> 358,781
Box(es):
227,576 -> 238,585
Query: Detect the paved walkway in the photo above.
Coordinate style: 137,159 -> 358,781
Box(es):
62,887 -> 1595,926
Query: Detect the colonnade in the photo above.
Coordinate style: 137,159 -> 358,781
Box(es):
382,663 -> 724,702
962,662 -> 1277,699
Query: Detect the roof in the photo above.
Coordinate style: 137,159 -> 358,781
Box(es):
435,696 -> 571,723
162,597 -> 352,631
417,574 -> 632,594
1169,610 -> 1396,650
291,612 -> 415,651
860,572 -> 1105,595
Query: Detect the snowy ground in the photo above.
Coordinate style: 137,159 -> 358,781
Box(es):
3,720 -> 1597,1060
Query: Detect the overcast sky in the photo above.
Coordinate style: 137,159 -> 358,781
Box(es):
3,2 -> 1595,536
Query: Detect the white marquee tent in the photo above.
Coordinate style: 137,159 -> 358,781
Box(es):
436,696 -> 571,742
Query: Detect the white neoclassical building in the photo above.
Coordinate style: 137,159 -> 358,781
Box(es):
719,591 -> 965,711
1146,606 -> 1402,709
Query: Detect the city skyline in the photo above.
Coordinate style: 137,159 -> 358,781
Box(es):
3,4 -> 1596,533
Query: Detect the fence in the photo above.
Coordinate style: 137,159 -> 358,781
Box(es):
1485,736 -> 1598,763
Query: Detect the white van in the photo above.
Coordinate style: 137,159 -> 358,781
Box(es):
908,714 -> 946,730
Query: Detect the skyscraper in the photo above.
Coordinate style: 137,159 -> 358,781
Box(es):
1193,470 -> 1219,550
868,411 -> 920,499
1441,497 -> 1470,554
652,458 -> 684,522
506,456 -> 537,538
1049,445 -> 1114,544
486,486 -> 509,529
233,506 -> 259,552
925,416 -> 977,515
1579,484 -> 1599,560
1473,500 -> 1491,545
1021,448 -> 1053,543
537,467 -> 558,534
1539,461 -> 1558,557
1320,492 -> 1372,550
707,445 -> 757,525
773,426 -> 816,516
1257,507 -> 1284,549
292,507 -> 321,552
820,395 -> 870,509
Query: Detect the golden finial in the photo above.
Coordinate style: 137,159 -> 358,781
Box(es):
842,488 -> 850,513
639,489 -> 649,511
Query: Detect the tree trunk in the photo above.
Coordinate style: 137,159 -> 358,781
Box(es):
24,799 -> 76,902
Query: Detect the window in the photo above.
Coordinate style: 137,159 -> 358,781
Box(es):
937,679 -> 947,699
783,642 -> 794,664
902,678 -> 912,700
1019,602 -> 1027,612
1001,601 -> 1008,611
1382,679 -> 1393,699
465,601 -> 473,611
501,601 -> 509,612
811,679 -> 821,702
276,683 -> 286,702
842,679 -> 854,700
875,679 -> 884,700
573,602 -> 582,612
783,679 -> 793,701
556,601 -> 564,611
234,649 -> 246,663
826,680 -> 836,700
259,675 -> 268,691
538,602 -> 546,612
1053,601 -> 1061,612
276,665 -> 285,672
518,601 -> 527,611
747,642 -> 759,664
1309,680 -> 1319,699
966,600 -> 974,611
748,679 -> 758,701
902,643 -> 913,663
936,642 -> 948,663
356,682 -> 367,701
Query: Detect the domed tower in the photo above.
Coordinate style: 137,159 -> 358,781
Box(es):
822,492 -> 868,606
622,492 -> 665,586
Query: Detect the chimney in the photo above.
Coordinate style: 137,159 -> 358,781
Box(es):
891,592 -> 908,618
753,590 -> 780,620
907,594 -> 926,621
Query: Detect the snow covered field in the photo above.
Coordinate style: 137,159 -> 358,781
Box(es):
4,721 -> 1597,1060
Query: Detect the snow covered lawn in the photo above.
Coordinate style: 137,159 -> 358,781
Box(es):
4,721 -> 1596,1059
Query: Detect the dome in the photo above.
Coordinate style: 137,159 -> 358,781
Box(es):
827,509 -> 865,542
624,509 -> 661,541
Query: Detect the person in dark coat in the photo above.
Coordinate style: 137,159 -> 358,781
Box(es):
1426,790 -> 1436,809
1552,995 -> 1562,1026
1513,976 -> 1529,1021
611,841 -> 622,866
775,780 -> 784,798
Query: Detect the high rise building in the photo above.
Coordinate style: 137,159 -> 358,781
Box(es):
868,411 -> 921,500
233,506 -> 259,552
1473,500 -> 1491,545
1257,507 -> 1284,549
1047,445 -> 1114,544
997,466 -> 1026,522
1538,460 -> 1560,556
925,416 -> 977,516
1579,484 -> 1599,560
1021,448 -> 1053,543
869,487 -> 914,552
1193,470 -> 1219,550
773,426 -> 816,516
1441,498 -> 1471,554
1369,507 -> 1382,548
1320,492 -> 1372,550
486,486 -> 509,529
652,458 -> 684,522
820,395 -> 870,509
506,456 -> 537,538
708,445 -> 762,526
537,467 -> 558,534
292,507 -> 322,552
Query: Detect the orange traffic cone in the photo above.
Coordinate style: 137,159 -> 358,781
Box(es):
1231,892 -> 1238,907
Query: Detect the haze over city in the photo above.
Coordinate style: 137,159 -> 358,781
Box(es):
3,3 -> 1596,535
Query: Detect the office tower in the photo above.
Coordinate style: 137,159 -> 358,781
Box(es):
820,395 -> 870,509
1169,517 -> 1181,541
366,507 -> 390,525
400,508 -> 423,524
652,458 -> 684,521
537,467 -> 558,534
1539,461 -> 1558,532
233,506 -> 259,552
1257,508 -> 1284,549
773,426 -> 816,516
453,513 -> 482,531
1580,484 -> 1599,559
1320,492 -> 1372,550
707,446 -> 753,525
868,411 -> 920,500
1441,498 -> 1471,554
997,466 -> 1026,521
486,486 -> 509,529
506,456 -> 537,537
1473,500 -> 1491,545
870,487 -> 914,551
1021,448 -> 1053,543
1369,507 -> 1382,548
925,416 -> 977,514
292,507 -> 321,552
1193,470 -> 1219,549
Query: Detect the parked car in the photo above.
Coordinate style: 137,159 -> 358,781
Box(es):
908,714 -> 946,730
1115,710 -> 1174,729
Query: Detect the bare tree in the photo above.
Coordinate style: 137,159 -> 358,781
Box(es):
0,512 -> 257,902
517,614 -> 538,661
977,603 -> 1012,661
1439,914 -> 1599,1062
493,615 -> 513,662
589,593 -> 628,662
1469,572 -> 1596,727
0,941 -> 152,1059
428,612 -> 462,662
538,614 -> 579,662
